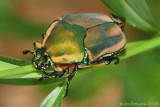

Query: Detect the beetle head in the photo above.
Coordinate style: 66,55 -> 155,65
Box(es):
32,42 -> 52,70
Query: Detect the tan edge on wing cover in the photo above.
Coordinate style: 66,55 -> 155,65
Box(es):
42,18 -> 62,47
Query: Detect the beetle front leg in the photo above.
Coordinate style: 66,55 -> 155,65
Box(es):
38,68 -> 50,82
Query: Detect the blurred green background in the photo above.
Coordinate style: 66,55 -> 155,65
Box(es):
0,0 -> 160,107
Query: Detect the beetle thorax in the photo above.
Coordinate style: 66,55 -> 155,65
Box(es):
32,48 -> 52,70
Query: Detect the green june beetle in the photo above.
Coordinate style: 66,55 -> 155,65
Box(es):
23,13 -> 126,97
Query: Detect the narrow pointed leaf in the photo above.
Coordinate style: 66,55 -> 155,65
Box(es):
102,0 -> 158,32
39,86 -> 67,107
0,56 -> 31,66
0,37 -> 160,85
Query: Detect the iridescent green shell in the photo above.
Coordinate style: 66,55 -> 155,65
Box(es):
42,13 -> 126,64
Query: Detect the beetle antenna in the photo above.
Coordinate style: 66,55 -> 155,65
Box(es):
22,50 -> 34,55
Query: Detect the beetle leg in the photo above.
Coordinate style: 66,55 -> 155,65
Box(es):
43,70 -> 49,76
59,68 -> 69,77
22,50 -> 34,55
49,68 -> 69,77
114,56 -> 119,64
105,56 -> 119,65
38,70 -> 45,82
110,14 -> 125,31
65,64 -> 78,98
38,68 -> 49,82
53,70 -> 61,78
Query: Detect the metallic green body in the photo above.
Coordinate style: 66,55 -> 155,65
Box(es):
43,13 -> 126,64
44,21 -> 86,63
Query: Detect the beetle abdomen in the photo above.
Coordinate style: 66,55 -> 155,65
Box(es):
84,22 -> 126,62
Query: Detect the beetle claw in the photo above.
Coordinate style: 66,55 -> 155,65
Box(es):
114,57 -> 119,64
104,56 -> 119,65
38,77 -> 43,82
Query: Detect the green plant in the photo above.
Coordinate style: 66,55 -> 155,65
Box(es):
0,0 -> 160,107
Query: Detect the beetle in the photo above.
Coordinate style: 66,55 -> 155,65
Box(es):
22,13 -> 126,97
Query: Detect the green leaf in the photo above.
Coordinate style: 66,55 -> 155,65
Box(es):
101,0 -> 158,32
39,85 -> 67,107
0,65 -> 35,78
0,63 -> 66,85
0,56 -> 31,66
0,77 -> 66,85
0,36 -> 160,84
0,37 -> 160,107
0,61 -> 18,71
120,36 -> 160,60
